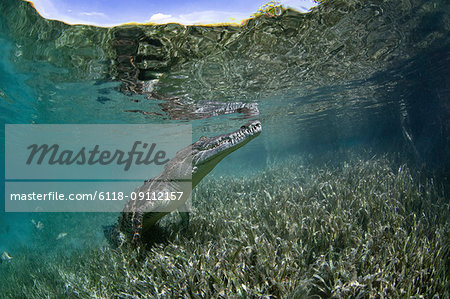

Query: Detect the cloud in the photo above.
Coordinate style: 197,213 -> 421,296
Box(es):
148,10 -> 250,25
279,0 -> 318,12
149,13 -> 173,22
26,0 -> 115,27
79,12 -> 107,18
27,0 -> 64,20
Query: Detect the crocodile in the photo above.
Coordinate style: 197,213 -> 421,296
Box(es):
106,120 -> 261,246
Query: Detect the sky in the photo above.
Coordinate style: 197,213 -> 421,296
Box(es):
28,0 -> 318,27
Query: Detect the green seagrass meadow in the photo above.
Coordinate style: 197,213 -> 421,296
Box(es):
1,154 -> 448,298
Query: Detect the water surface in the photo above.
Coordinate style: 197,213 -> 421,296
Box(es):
0,0 -> 449,297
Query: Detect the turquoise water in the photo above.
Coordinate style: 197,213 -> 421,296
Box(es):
0,0 -> 449,297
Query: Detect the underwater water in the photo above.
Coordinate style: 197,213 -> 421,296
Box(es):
0,0 -> 449,297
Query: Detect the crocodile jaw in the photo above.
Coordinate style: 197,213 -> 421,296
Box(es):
191,120 -> 261,187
